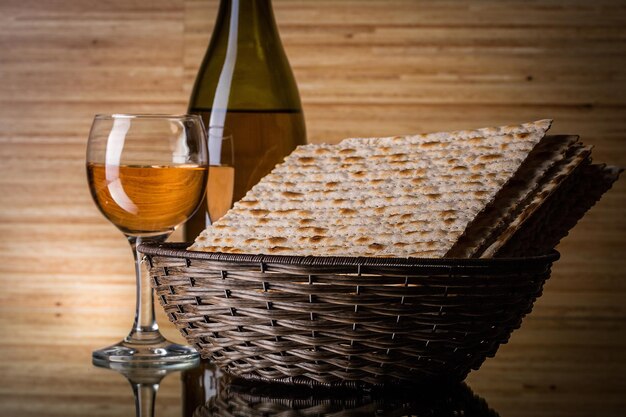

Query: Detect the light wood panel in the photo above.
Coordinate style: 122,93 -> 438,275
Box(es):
1,1 -> 625,416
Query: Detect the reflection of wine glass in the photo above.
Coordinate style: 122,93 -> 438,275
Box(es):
86,114 -> 208,368
207,126 -> 234,224
96,360 -> 198,417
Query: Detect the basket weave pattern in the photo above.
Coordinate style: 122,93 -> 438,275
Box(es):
142,243 -> 557,386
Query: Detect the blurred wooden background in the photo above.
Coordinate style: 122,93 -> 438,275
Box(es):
0,1 -> 624,416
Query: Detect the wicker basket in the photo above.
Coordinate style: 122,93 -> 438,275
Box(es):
140,242 -> 558,387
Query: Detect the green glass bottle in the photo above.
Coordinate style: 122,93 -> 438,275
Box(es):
184,0 -> 307,241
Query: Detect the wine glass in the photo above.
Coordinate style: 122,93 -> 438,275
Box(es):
207,126 -> 234,224
86,114 -> 208,368
183,125 -> 234,240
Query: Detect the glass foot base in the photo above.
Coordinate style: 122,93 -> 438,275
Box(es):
93,338 -> 200,370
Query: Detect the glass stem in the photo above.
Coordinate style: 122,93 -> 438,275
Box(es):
125,234 -> 169,344
131,381 -> 158,417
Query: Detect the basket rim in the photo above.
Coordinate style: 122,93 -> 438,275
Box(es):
138,241 -> 559,268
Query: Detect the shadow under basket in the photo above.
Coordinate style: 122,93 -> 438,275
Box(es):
139,242 -> 559,387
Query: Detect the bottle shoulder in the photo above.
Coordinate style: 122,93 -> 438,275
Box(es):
189,38 -> 302,111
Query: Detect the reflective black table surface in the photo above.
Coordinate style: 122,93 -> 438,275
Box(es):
105,360 -> 500,417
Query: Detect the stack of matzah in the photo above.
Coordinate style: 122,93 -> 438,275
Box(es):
189,120 -> 621,258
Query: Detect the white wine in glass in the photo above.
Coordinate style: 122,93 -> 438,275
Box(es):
86,114 -> 208,369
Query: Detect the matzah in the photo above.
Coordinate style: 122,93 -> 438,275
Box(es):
478,143 -> 592,258
189,120 -> 552,258
496,164 -> 622,257
447,135 -> 581,258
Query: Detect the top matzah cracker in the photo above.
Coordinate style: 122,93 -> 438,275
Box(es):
189,120 -> 552,258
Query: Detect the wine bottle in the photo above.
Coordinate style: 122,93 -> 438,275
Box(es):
183,0 -> 307,241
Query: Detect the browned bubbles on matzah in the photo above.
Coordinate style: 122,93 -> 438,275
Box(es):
189,120 -> 552,258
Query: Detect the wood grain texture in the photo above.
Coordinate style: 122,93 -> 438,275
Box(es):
0,1 -> 625,416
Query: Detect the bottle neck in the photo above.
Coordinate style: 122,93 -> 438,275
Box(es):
188,0 -> 302,113
214,0 -> 280,44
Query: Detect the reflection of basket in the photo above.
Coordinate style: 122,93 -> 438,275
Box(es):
193,377 -> 500,417
141,242 -> 558,387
